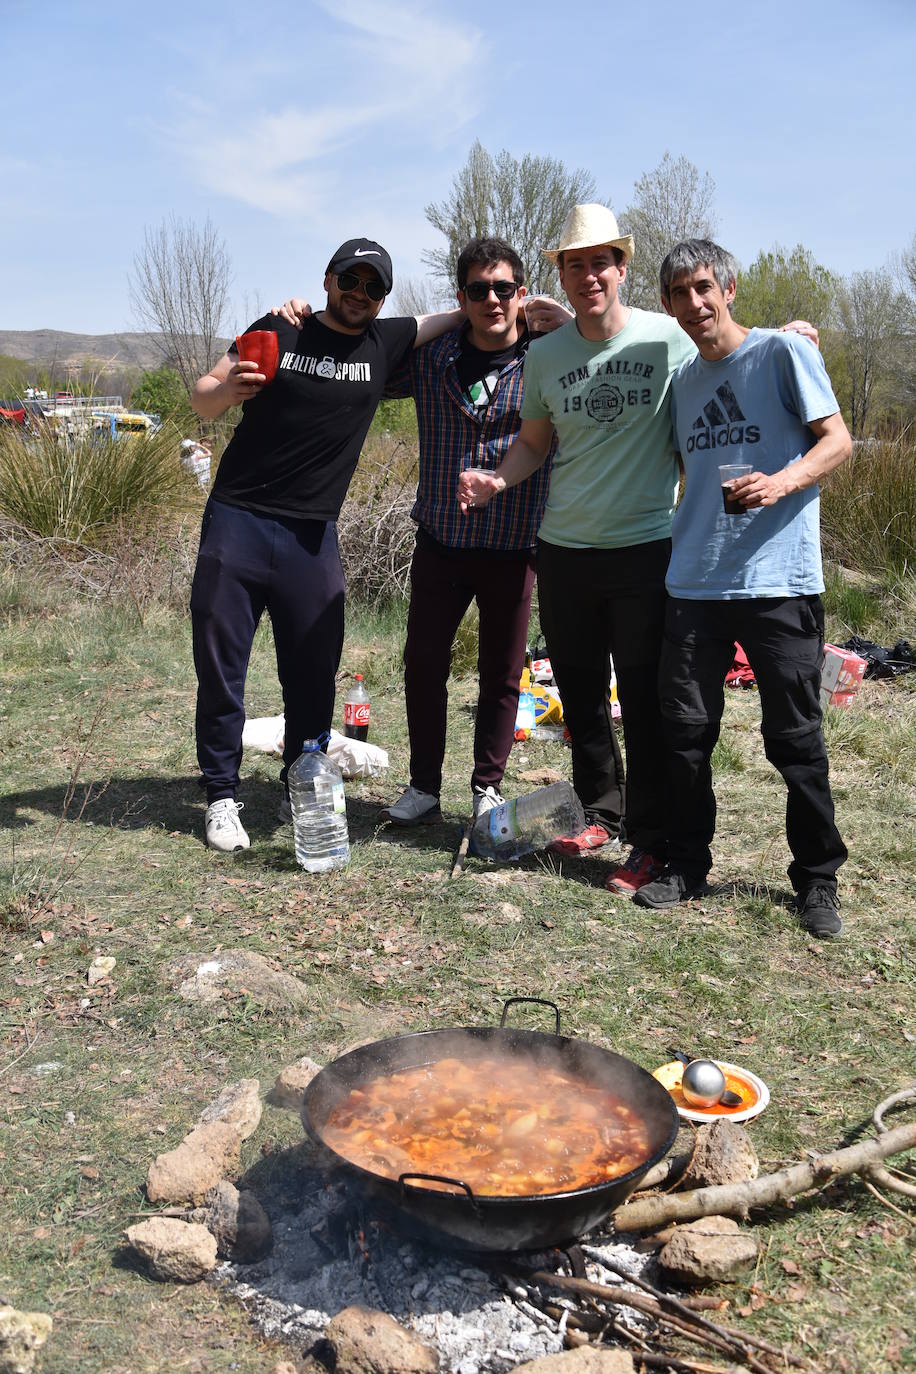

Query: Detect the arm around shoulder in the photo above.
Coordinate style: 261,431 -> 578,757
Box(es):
413,307 -> 465,347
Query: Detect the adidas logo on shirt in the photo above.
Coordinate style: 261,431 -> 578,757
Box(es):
685,380 -> 760,453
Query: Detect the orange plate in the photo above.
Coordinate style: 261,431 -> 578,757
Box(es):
652,1060 -> 769,1123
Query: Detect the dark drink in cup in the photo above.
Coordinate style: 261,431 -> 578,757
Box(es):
235,331 -> 279,383
718,464 -> 752,516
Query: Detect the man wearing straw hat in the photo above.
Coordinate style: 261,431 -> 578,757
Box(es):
457,205 -> 816,898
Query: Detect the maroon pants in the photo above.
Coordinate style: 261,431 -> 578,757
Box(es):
404,534 -> 535,796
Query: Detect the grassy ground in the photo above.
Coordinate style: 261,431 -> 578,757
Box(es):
1,571 -> 914,1374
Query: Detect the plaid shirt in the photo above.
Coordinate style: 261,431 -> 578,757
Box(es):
385,326 -> 555,552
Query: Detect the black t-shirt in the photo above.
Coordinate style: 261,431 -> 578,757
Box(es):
454,335 -> 526,413
213,312 -> 417,519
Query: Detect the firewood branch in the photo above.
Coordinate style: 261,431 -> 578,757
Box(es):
613,1119 -> 916,1231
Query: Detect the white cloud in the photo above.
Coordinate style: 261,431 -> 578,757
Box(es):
167,1 -> 481,217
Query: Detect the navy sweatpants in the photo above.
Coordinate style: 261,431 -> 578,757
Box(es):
190,499 -> 345,801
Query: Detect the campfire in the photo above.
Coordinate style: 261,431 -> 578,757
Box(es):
124,1012 -> 916,1373
216,1149 -> 660,1372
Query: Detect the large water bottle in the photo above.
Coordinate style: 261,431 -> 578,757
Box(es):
288,740 -> 350,873
469,781 -> 585,862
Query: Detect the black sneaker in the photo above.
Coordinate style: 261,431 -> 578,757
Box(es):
633,868 -> 709,909
797,885 -> 842,938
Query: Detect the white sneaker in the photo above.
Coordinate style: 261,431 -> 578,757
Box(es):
205,799 -> 250,852
473,785 -> 506,820
382,786 -> 441,826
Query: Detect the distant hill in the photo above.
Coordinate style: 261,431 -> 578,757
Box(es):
0,330 -> 230,374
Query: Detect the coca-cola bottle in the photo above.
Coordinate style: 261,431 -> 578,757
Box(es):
343,673 -> 371,741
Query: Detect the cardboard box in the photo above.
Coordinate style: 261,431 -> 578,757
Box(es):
821,644 -> 868,710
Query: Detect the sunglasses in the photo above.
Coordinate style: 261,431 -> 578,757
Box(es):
336,271 -> 386,302
463,279 -> 520,302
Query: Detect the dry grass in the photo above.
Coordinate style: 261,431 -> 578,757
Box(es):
0,580 -> 914,1372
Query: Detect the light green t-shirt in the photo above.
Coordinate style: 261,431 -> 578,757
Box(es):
520,308 -> 695,548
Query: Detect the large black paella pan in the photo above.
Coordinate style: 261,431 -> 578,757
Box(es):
301,999 -> 678,1252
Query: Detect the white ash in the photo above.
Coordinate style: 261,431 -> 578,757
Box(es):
213,1148 -> 653,1373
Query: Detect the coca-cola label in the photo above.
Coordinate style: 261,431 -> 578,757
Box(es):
345,702 -> 370,727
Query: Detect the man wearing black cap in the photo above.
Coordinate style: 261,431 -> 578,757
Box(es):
190,238 -> 460,852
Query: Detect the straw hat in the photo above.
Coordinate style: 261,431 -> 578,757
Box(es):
543,204 -> 635,264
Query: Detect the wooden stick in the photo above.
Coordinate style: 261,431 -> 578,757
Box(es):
450,823 -> 473,879
527,1270 -> 811,1372
865,1163 -> 916,1200
613,1120 -> 916,1231
862,1177 -> 916,1225
873,1084 -> 916,1133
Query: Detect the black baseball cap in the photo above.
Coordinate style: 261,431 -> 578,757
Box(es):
326,238 -> 393,294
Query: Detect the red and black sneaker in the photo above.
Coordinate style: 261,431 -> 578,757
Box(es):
549,819 -> 618,857
605,846 -> 664,896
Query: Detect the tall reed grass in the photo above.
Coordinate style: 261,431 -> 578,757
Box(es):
0,420 -> 196,546
821,433 -> 916,582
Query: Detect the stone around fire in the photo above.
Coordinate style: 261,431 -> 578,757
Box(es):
681,1118 -> 759,1188
125,1217 -> 218,1283
199,1078 -> 262,1140
512,1347 -> 635,1372
323,1306 -> 438,1374
270,1055 -> 322,1112
146,1120 -> 241,1205
658,1215 -> 759,1284
191,1180 -> 272,1262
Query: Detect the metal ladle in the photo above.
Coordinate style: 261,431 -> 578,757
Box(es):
671,1051 -> 743,1108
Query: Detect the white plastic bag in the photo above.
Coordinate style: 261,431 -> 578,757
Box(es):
241,717 -> 388,779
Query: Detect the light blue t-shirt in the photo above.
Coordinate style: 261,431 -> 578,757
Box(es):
667,329 -> 840,600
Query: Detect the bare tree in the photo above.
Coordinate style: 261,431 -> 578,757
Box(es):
619,152 -> 717,310
899,230 -> 916,299
423,140 -> 605,297
129,217 -> 232,394
391,276 -> 452,317
835,268 -> 911,436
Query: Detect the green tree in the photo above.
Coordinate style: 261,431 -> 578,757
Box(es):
735,245 -> 837,330
130,366 -> 193,425
619,152 -> 717,310
423,140 -> 604,297
835,268 -> 913,437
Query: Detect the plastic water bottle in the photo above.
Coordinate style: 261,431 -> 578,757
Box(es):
469,781 -> 585,861
288,740 -> 350,872
343,674 -> 371,741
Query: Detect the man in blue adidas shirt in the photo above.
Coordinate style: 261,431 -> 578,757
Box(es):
634,238 -> 851,937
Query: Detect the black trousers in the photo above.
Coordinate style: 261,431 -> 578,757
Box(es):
404,534 -> 536,796
658,594 -> 847,892
190,499 -> 345,801
536,537 -> 672,851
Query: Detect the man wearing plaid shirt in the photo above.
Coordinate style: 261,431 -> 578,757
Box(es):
380,237 -> 621,829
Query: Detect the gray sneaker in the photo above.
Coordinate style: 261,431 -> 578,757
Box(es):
633,868 -> 709,909
472,785 -> 505,820
796,885 -> 842,938
205,799 -> 250,853
381,786 -> 441,826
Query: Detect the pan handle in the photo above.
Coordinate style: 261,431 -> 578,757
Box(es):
500,996 -> 561,1035
398,1172 -> 481,1211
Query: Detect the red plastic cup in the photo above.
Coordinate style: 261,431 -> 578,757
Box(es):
235,331 -> 279,383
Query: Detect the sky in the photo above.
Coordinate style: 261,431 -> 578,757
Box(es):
2,0 -> 914,337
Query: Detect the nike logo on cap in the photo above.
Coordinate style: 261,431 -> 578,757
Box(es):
354,249 -> 381,257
